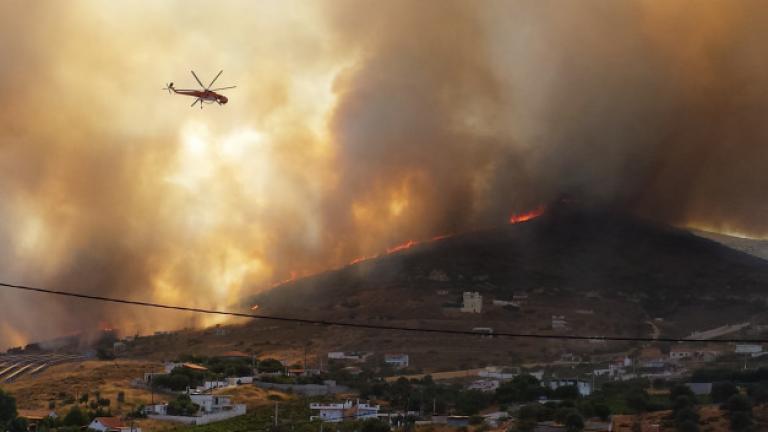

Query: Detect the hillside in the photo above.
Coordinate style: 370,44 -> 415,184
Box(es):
249,203 -> 768,346
693,229 -> 768,261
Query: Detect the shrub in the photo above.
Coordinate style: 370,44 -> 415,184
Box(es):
565,412 -> 584,432
63,406 -> 89,426
730,411 -> 753,432
711,382 -> 738,403
727,394 -> 752,413
167,394 -> 200,416
676,420 -> 699,432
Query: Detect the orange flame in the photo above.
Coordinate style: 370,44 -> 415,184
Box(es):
509,205 -> 546,224
349,254 -> 379,265
386,239 -> 419,254
271,270 -> 298,287
250,304 -> 260,310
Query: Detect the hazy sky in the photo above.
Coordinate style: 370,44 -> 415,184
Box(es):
1,0 -> 767,348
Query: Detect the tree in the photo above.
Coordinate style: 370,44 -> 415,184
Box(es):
673,407 -> 699,424
496,375 -> 545,403
711,382 -> 739,403
593,403 -> 611,421
672,396 -> 694,413
360,418 -> 391,432
96,347 -> 116,360
747,382 -> 768,404
625,388 -> 650,413
676,420 -> 699,432
669,384 -> 695,402
0,388 -> 17,425
167,394 -> 200,416
553,385 -> 580,400
565,413 -> 584,432
63,405 -> 89,426
730,411 -> 753,432
727,394 -> 752,413
6,417 -> 28,432
455,390 -> 491,415
258,358 -> 285,373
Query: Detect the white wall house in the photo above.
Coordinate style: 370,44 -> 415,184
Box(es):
461,292 -> 482,313
309,400 -> 380,423
548,379 -> 592,397
327,352 -> 372,362
552,315 -> 568,330
468,379 -> 500,392
144,394 -> 246,426
384,354 -> 409,368
88,417 -> 141,432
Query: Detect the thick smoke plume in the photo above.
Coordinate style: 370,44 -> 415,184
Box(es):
0,0 -> 766,347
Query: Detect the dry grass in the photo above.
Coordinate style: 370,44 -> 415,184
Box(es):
4,360 -> 169,415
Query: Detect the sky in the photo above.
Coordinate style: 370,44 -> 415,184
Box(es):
1,0 -> 767,348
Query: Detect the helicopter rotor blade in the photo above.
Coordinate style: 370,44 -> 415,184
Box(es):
208,70 -> 223,89
191,97 -> 201,107
210,86 -> 236,91
190,70 -> 206,89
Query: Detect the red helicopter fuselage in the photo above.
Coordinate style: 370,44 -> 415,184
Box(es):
169,85 -> 228,104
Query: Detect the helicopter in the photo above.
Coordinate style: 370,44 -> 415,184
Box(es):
163,70 -> 236,108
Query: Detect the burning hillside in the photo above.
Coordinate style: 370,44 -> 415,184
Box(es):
251,204 -> 768,338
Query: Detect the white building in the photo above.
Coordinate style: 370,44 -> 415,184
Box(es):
88,417 -> 141,432
145,394 -> 246,425
428,269 -> 450,282
472,327 -> 494,338
548,379 -> 592,397
327,352 -> 372,362
309,400 -> 380,423
492,299 -> 520,307
735,344 -> 763,355
384,354 -> 409,368
552,315 -> 568,330
468,379 -> 500,392
478,366 -> 519,380
461,292 -> 482,313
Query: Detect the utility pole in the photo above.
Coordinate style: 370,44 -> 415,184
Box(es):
274,401 -> 279,427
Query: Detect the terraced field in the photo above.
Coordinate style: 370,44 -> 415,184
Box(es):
0,353 -> 88,383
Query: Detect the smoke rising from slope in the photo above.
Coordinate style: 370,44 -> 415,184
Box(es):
0,0 -> 767,347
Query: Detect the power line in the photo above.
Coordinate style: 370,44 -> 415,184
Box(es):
1,280 -> 767,344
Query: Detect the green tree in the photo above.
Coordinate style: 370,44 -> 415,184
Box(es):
625,388 -> 650,413
496,375 -> 545,403
727,394 -> 752,413
711,382 -> 738,403
167,394 -> 200,416
730,411 -> 753,432
258,358 -> 285,373
7,417 -> 28,432
63,405 -> 89,426
565,412 -> 584,432
360,418 -> 391,432
593,403 -> 611,421
0,388 -> 17,425
676,420 -> 699,432
669,384 -> 695,402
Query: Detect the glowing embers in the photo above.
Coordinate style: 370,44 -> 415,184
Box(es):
509,205 -> 546,224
